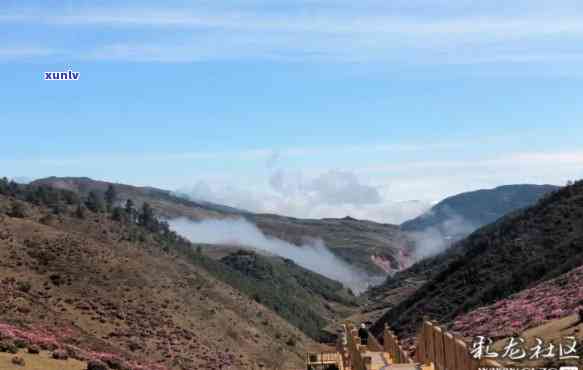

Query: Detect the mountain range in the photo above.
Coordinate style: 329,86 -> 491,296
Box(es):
371,181 -> 581,343
401,184 -> 558,237
1,176 -> 578,369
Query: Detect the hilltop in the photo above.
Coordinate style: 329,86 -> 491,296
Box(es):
371,181 -> 583,340
360,184 -> 558,323
401,184 -> 558,238
31,177 -> 240,220
32,177 -> 413,276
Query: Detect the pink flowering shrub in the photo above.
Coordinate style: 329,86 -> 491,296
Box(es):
0,322 -> 59,348
0,322 -> 169,370
451,265 -> 583,338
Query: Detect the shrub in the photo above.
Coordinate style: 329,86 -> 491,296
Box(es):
52,349 -> 68,360
85,191 -> 104,213
75,204 -> 86,219
8,202 -> 27,218
87,359 -> 108,370
40,214 -> 56,225
13,338 -> 27,348
111,207 -> 125,222
0,340 -> 18,353
16,281 -> 31,293
104,357 -> 130,370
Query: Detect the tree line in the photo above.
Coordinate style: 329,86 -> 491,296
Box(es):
0,178 -> 173,238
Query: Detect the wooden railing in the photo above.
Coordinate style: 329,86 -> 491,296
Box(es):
306,350 -> 345,370
383,324 -> 415,364
412,319 -> 504,370
306,351 -> 340,364
366,328 -> 384,352
342,319 -> 506,370
345,323 -> 366,370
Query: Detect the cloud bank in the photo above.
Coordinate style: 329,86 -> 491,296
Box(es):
168,217 -> 377,293
408,211 -> 477,260
180,169 -> 431,224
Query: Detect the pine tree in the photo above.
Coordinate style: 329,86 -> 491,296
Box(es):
0,177 -> 9,195
111,206 -> 125,222
85,191 -> 104,213
75,203 -> 86,219
125,199 -> 135,223
8,201 -> 27,218
104,184 -> 117,212
139,202 -> 155,230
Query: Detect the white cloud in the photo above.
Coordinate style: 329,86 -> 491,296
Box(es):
84,13 -> 583,63
181,169 -> 430,223
0,142 -> 456,168
168,217 -> 377,292
2,5 -> 583,63
0,47 -> 57,59
360,151 -> 583,173
304,170 -> 382,205
177,149 -> 582,222
510,151 -> 583,164
5,146 -> 580,223
6,11 -> 583,39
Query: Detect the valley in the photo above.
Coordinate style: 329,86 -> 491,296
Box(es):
1,177 -> 581,369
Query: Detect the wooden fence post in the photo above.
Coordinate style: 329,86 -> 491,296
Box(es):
443,332 -> 457,370
383,318 -> 504,370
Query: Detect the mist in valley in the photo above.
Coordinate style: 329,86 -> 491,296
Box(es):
169,217 -> 380,293
408,211 -> 477,260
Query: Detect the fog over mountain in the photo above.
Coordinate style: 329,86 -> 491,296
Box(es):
402,184 -> 559,259
169,217 -> 381,293
179,169 -> 431,224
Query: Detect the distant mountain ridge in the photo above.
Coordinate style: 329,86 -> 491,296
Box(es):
32,176 -> 247,218
401,184 -> 559,238
371,180 -> 582,339
32,177 -> 413,275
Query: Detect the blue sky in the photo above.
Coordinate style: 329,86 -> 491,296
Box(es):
2,0 -> 583,222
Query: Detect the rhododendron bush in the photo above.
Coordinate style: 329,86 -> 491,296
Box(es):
0,322 -> 168,370
451,266 -> 583,338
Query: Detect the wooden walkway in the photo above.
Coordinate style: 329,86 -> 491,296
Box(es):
305,351 -> 345,370
307,319 -> 504,370
340,323 -> 430,370
361,351 -> 392,369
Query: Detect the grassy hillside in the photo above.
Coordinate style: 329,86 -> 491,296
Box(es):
168,245 -> 358,340
220,250 -> 357,338
32,177 -> 413,275
31,176 -> 237,220
250,214 -> 412,275
0,350 -> 88,370
0,178 -> 317,369
371,181 -> 583,339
